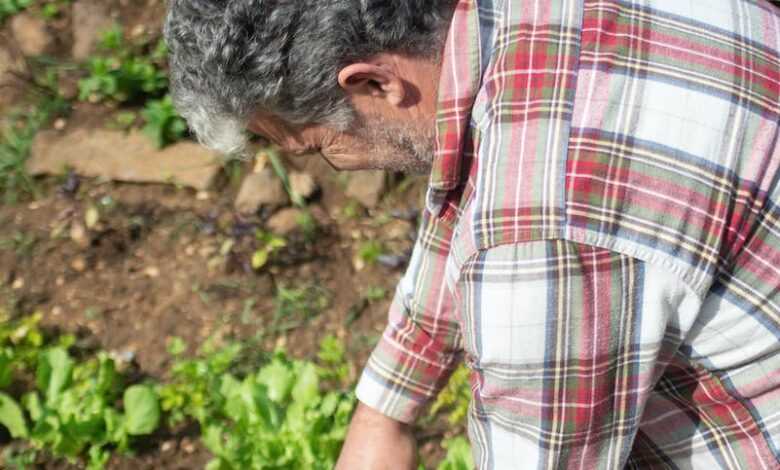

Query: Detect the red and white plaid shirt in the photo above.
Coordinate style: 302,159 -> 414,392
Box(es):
357,0 -> 780,468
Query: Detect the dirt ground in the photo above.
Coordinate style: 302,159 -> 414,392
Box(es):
2,160 -> 430,469
0,0 -> 455,467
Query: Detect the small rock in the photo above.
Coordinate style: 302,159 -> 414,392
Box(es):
267,208 -> 303,235
144,266 -> 160,278
196,190 -> 210,201
71,257 -> 87,272
181,438 -> 196,454
234,169 -> 289,214
70,222 -> 90,248
53,118 -> 67,130
161,441 -> 174,453
11,13 -> 55,56
11,278 -> 24,290
71,0 -> 114,60
346,170 -> 387,208
289,172 -> 318,199
28,129 -> 221,190
385,220 -> 413,240
55,276 -> 65,286
52,306 -> 63,316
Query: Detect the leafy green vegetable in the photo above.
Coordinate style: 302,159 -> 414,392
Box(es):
430,365 -> 471,426
78,28 -> 168,104
160,340 -> 356,470
436,437 -> 475,470
0,391 -> 28,438
124,385 -> 160,435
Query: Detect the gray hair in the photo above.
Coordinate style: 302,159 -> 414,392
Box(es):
164,0 -> 455,155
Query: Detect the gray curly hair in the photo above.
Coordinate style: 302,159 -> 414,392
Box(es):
164,0 -> 455,155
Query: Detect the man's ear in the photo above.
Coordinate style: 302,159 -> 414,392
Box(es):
337,63 -> 406,106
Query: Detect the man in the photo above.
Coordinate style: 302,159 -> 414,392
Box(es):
165,0 -> 780,468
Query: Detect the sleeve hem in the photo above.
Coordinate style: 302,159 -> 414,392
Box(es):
355,369 -> 424,425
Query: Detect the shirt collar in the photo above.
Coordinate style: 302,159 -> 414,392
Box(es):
427,0 -> 485,215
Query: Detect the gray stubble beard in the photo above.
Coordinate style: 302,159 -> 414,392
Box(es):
356,116 -> 436,174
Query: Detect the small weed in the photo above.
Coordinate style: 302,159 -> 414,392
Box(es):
341,200 -> 363,219
0,0 -> 31,22
141,95 -> 187,148
40,0 -> 71,20
272,284 -> 330,333
0,95 -> 69,204
78,27 -> 168,104
362,285 -> 387,302
0,231 -> 38,257
252,230 -> 286,271
358,240 -> 384,265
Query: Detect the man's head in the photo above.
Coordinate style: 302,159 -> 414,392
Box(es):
164,0 -> 456,172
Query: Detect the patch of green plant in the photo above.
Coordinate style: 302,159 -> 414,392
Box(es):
252,230 -> 286,271
266,147 -> 305,207
429,365 -> 471,426
78,27 -> 168,104
141,95 -> 187,148
272,284 -> 330,333
0,314 -> 161,469
0,0 -> 31,22
434,436 -> 475,470
159,337 -> 356,470
40,0 -> 71,20
0,95 -> 69,204
358,240 -> 384,265
0,230 -> 38,257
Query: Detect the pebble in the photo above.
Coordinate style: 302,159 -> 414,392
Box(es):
70,222 -> 90,248
161,441 -> 174,453
52,306 -> 63,316
53,118 -> 67,130
289,172 -> 318,199
196,190 -> 210,201
71,256 -> 87,272
144,266 -> 160,278
11,278 -> 24,290
181,438 -> 195,454
267,208 -> 303,235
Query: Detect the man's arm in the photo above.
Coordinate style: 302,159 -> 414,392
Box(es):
338,212 -> 463,468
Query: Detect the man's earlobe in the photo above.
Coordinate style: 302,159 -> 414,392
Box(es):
338,63 -> 406,106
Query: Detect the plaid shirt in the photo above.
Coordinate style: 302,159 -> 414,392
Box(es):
356,0 -> 780,468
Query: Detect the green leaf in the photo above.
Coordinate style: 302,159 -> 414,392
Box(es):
257,359 -> 295,403
123,385 -> 160,435
251,249 -> 269,270
37,347 -> 73,404
436,437 -> 474,470
0,392 -> 28,438
291,362 -> 319,406
0,350 -> 12,388
167,337 -> 187,356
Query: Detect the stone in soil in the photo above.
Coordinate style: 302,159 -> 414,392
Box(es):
28,129 -> 221,190
346,170 -> 387,208
10,13 -> 55,56
289,171 -> 318,199
267,208 -> 303,235
71,0 -> 114,60
234,168 -> 290,214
